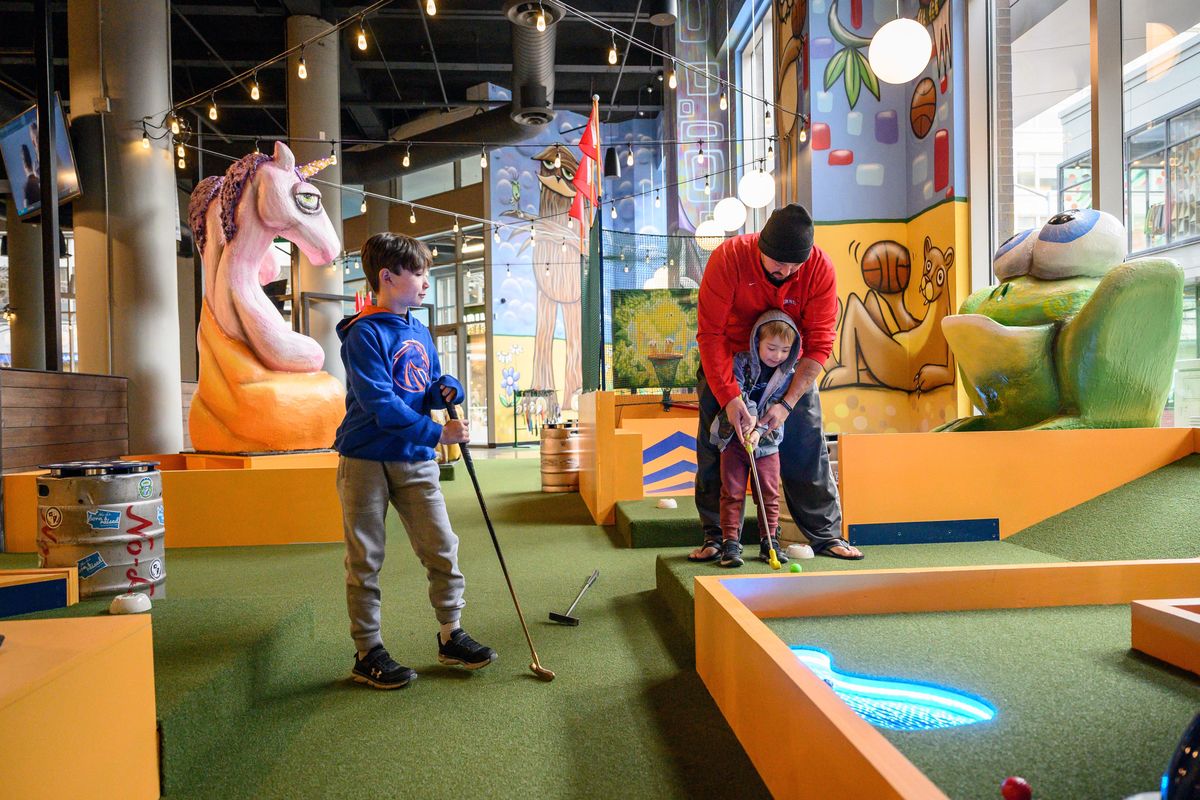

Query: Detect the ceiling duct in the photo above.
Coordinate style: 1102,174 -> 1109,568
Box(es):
341,1 -> 561,184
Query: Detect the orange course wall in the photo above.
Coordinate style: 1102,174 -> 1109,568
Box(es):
838,427 -> 1196,540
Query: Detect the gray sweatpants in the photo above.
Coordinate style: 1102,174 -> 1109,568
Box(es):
337,455 -> 465,651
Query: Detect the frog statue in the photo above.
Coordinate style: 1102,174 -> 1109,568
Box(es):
937,209 -> 1183,431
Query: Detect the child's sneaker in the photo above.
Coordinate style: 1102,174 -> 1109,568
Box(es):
719,539 -> 744,568
437,628 -> 497,670
759,535 -> 789,564
352,644 -> 417,689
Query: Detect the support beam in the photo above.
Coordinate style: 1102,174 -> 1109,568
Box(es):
1089,0 -> 1123,218
34,0 -> 61,370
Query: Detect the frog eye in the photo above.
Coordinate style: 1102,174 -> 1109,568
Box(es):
294,187 -> 322,214
1031,208 -> 1126,279
936,268 -> 945,287
994,228 -> 1034,280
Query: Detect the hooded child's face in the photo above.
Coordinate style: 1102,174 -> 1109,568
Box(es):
758,335 -> 793,368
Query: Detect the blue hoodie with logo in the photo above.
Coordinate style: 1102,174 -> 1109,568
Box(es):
334,306 -> 465,463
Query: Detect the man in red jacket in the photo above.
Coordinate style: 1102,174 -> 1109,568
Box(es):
688,204 -> 863,562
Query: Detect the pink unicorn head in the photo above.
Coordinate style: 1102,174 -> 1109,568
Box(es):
238,141 -> 341,265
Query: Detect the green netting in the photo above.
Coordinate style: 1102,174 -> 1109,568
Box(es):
584,227 -> 715,391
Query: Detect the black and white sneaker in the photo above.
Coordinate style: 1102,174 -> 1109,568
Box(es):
719,539 -> 744,568
437,628 -> 497,670
759,535 -> 789,564
352,644 -> 417,690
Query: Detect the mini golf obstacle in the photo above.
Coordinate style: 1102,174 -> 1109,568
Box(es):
695,560 -> 1200,800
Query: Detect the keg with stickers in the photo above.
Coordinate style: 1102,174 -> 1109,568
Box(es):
540,422 -> 580,493
36,460 -> 166,599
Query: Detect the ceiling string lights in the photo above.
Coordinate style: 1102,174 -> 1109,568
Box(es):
297,49 -> 308,80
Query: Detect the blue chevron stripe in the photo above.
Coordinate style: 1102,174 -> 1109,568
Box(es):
643,460 -> 697,484
642,431 -> 697,463
643,445 -> 698,471
647,481 -> 695,494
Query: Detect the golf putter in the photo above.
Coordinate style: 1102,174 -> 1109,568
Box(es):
744,435 -> 781,570
550,569 -> 600,626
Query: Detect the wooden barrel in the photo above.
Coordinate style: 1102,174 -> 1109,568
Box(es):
541,423 -> 580,493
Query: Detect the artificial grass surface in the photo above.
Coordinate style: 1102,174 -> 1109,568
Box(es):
765,606 -> 1200,800
0,458 -> 769,800
1006,453 -> 1200,562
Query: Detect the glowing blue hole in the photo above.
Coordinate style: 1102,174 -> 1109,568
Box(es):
792,646 -> 997,732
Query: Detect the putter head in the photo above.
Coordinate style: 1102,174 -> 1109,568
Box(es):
549,611 -> 580,626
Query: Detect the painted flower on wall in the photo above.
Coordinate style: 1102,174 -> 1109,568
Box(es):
825,0 -> 880,109
501,367 -> 521,396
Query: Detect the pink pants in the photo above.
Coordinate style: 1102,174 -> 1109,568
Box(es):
719,444 -> 781,541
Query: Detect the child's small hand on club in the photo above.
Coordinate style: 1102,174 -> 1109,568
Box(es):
441,384 -> 457,403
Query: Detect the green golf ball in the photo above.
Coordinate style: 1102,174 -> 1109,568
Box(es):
789,563 -> 802,573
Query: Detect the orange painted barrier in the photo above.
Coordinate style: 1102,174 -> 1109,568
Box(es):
1132,598 -> 1200,678
839,427 -> 1196,540
0,615 -> 158,799
696,559 -> 1200,798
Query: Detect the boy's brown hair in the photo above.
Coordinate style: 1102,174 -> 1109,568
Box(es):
758,320 -> 798,344
360,232 -> 432,293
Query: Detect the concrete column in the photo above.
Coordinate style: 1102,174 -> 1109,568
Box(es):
287,15 -> 344,382
1090,0 -> 1124,218
5,200 -> 47,370
67,0 -> 183,453
365,179 -> 391,237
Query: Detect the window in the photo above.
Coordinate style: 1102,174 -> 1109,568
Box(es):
738,4 -> 775,231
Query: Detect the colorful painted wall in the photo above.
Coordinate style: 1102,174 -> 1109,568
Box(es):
487,114 -> 666,443
776,0 -> 972,432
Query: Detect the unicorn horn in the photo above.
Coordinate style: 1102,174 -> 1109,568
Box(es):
299,154 -> 337,179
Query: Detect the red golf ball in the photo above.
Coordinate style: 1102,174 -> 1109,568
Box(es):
1001,776 -> 1032,800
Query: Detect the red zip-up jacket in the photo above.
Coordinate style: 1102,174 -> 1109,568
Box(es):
697,232 -> 838,408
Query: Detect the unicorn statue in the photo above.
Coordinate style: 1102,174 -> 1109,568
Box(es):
187,142 -> 345,452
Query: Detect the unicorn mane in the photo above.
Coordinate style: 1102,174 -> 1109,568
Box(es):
218,152 -> 273,245
189,175 -> 225,254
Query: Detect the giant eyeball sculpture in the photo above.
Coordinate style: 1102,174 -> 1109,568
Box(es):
993,228 -> 1035,280
1031,208 -> 1127,280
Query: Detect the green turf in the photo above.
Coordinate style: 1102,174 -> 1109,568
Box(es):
615,496 -> 765,548
0,458 -> 769,800
1007,453 -> 1200,561
655,541 -> 1066,644
765,606 -> 1200,800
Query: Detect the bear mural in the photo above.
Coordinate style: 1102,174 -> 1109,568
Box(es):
937,209 -> 1184,431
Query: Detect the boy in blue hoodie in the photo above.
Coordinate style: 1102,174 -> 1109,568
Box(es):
335,232 -> 496,690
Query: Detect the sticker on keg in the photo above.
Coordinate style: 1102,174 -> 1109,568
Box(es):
86,509 -> 122,530
43,507 -> 63,529
77,551 -> 108,579
138,477 -> 154,499
157,505 -> 164,525
149,559 -> 163,580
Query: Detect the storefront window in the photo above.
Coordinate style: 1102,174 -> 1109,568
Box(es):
737,3 -> 775,231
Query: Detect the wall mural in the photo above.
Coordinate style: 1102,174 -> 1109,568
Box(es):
775,0 -> 810,206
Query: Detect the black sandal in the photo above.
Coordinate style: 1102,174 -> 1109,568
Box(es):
687,539 -> 723,562
817,541 -> 865,561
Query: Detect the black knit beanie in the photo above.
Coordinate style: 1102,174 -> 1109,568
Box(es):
758,204 -> 815,264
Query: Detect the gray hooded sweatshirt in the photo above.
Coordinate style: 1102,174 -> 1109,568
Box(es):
708,309 -> 802,457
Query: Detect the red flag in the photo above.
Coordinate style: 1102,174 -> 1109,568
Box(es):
578,100 -> 599,162
569,98 -> 600,232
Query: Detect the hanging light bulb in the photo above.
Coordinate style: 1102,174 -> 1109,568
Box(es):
432,246 -> 439,257
176,143 -> 185,158
799,126 -> 809,144
765,105 -> 772,122
536,3 -> 546,31
141,129 -> 150,150
254,139 -> 261,154
560,240 -> 567,253
767,139 -> 774,158
453,217 -> 460,233
654,192 -> 661,208
608,34 -> 618,65
170,116 -> 181,136
409,207 -> 417,224
250,72 -> 260,101
208,96 -> 218,121
493,228 -> 501,244
668,67 -> 678,89
357,18 -> 368,50
553,151 -> 561,169
298,51 -> 308,80
480,148 -> 488,169
530,225 -> 536,241
402,144 -> 411,168
697,141 -> 705,165
868,5 -> 933,84
426,0 -> 436,16
719,92 -> 728,111
657,70 -> 664,82
611,205 -> 618,220
626,144 -> 634,167
360,197 -> 367,214
704,179 -> 711,195
178,157 -> 186,169
738,163 -> 776,209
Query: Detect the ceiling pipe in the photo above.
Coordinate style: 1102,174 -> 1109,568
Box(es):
341,0 -> 561,184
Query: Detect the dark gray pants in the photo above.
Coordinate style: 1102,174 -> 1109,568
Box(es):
695,371 -> 845,551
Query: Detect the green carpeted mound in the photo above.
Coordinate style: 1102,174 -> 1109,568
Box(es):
767,605 -> 1200,799
1007,453 -> 1200,561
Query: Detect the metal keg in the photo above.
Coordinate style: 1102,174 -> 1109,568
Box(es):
540,422 -> 580,493
36,460 -> 166,599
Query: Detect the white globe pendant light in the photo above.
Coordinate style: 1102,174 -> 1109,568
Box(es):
694,219 -> 726,252
738,168 -> 775,209
713,196 -> 748,232
868,15 -> 932,85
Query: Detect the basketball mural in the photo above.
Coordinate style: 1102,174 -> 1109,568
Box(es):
822,236 -> 955,394
910,78 -> 937,139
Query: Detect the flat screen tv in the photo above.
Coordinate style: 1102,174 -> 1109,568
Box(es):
0,94 -> 82,219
